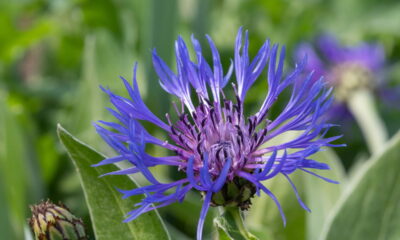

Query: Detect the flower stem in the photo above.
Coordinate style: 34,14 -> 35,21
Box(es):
347,88 -> 388,155
215,207 -> 258,240
226,207 -> 249,237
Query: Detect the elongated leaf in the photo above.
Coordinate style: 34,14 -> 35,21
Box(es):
67,32 -> 133,149
0,176 -> 15,240
0,92 -> 27,240
57,124 -> 170,240
138,0 -> 177,116
303,149 -> 346,240
322,130 -> 400,240
246,132 -> 307,240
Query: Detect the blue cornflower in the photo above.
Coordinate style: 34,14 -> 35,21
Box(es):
295,35 -> 389,115
94,28 -> 343,240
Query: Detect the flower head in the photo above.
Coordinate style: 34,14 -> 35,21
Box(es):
94,28 -> 343,240
295,34 -> 385,101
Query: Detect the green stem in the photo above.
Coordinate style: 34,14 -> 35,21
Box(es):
347,88 -> 388,155
215,207 -> 258,240
227,207 -> 250,237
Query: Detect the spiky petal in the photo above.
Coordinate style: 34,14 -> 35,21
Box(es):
95,28 -> 344,240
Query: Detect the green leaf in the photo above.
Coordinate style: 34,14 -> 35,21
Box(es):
0,92 -> 28,240
303,149 -> 346,240
246,172 -> 306,240
66,32 -> 135,150
0,177 -> 15,240
245,148 -> 345,240
57,124 -> 170,240
322,130 -> 400,240
37,133 -> 60,184
246,132 -> 307,240
214,207 -> 258,240
138,0 -> 177,117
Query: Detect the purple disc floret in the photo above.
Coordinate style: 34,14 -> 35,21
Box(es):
94,28 -> 344,240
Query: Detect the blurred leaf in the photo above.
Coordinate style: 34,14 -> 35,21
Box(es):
0,12 -> 54,63
0,177 -> 15,240
215,207 -> 258,240
246,172 -> 306,240
67,32 -> 133,148
0,92 -> 27,240
191,0 -> 212,39
246,132 -> 306,240
79,0 -> 123,38
246,148 -> 344,240
324,1 -> 400,37
164,223 -> 192,240
139,0 -> 177,116
67,35 -> 101,143
365,3 -> 400,36
57,124 -> 170,240
159,192 -> 215,239
322,130 -> 400,240
303,149 -> 346,240
37,133 -> 59,183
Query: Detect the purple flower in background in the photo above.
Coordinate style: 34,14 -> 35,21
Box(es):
295,35 -> 385,102
94,28 -> 343,240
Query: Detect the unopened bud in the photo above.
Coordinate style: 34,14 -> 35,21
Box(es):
209,177 -> 256,210
29,200 -> 87,240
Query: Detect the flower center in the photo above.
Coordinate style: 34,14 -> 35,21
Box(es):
329,63 -> 374,101
170,99 -> 260,176
169,98 -> 268,209
210,141 -> 234,162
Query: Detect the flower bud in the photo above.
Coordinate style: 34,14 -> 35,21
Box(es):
29,200 -> 87,240
209,177 -> 256,210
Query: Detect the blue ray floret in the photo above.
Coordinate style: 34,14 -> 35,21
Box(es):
94,28 -> 344,240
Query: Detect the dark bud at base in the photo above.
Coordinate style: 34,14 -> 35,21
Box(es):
208,177 -> 256,210
29,200 -> 87,240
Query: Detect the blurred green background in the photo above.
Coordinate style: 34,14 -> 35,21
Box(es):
1,0 -> 400,239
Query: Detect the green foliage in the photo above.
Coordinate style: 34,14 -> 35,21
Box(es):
158,193 -> 216,239
245,132 -> 308,240
1,0 -> 400,239
57,125 -> 170,240
303,149 -> 346,240
246,172 -> 306,240
0,92 -> 28,240
245,141 -> 346,240
322,130 -> 400,240
0,178 -> 15,240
